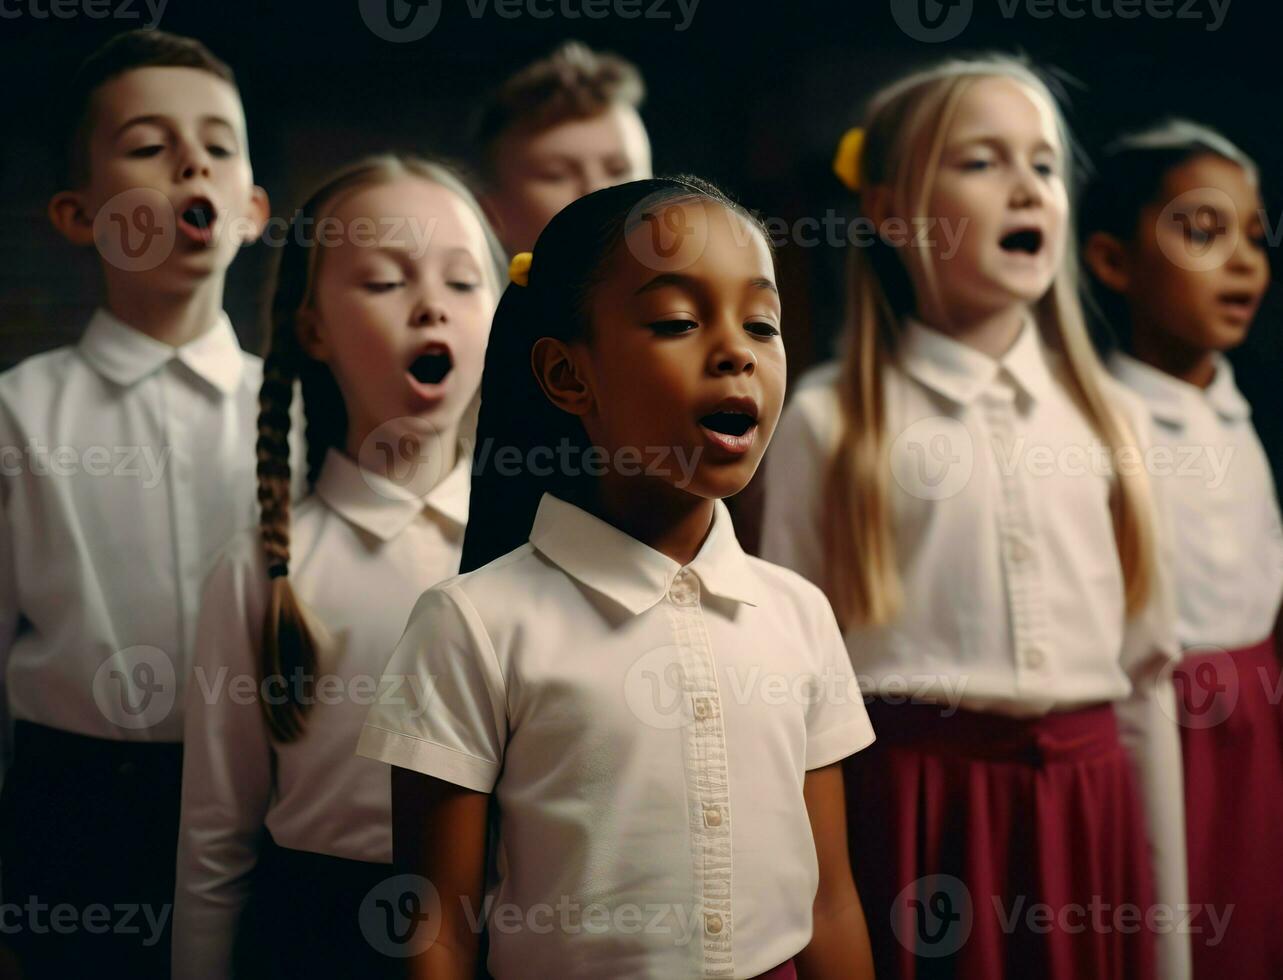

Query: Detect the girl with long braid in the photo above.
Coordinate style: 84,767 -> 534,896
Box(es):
172,154 -> 504,980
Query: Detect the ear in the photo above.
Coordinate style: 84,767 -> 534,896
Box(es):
294,307 -> 330,362
239,185 -> 271,244
1082,231 -> 1130,294
47,190 -> 96,247
531,337 -> 593,417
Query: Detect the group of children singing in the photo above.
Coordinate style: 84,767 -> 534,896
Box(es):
0,25 -> 1279,980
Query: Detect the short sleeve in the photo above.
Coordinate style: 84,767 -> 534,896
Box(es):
801,584 -> 875,770
357,583 -> 508,793
759,381 -> 836,587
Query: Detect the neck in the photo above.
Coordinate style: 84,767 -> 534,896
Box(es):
102,272 -> 226,348
347,418 -> 461,495
916,300 -> 1028,359
591,477 -> 716,568
1128,324 -> 1218,389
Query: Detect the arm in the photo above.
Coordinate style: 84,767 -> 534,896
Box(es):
391,766 -> 489,980
172,544 -> 274,980
1110,386 -> 1191,980
1114,663 -> 1189,980
793,762 -> 874,980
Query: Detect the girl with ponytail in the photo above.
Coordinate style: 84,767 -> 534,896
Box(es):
173,154 -> 504,980
761,56 -> 1188,980
359,177 -> 877,979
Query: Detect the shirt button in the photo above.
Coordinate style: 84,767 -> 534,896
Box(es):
703,806 -> 722,828
705,913 -> 724,935
1008,538 -> 1029,562
1023,646 -> 1045,668
668,570 -> 698,605
692,696 -> 717,721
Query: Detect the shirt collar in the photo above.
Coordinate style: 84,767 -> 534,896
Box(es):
1108,351 -> 1251,427
315,446 -> 470,542
78,307 -> 245,395
898,314 -> 1055,407
528,493 -> 763,616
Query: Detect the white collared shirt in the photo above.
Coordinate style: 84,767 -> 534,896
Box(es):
172,448 -> 470,980
1109,351 -> 1283,650
763,317 -> 1179,711
358,494 -> 874,980
761,317 -> 1191,980
0,308 -> 287,756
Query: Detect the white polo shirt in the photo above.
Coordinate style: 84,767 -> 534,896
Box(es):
761,316 -> 1190,980
0,309 -> 290,760
1109,351 -> 1283,650
358,493 -> 875,980
173,447 -> 470,980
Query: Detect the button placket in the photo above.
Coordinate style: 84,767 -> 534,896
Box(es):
665,569 -> 734,976
982,391 -> 1051,685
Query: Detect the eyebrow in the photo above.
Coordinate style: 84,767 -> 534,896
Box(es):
950,134 -> 1058,155
113,114 -> 238,140
634,273 -> 779,296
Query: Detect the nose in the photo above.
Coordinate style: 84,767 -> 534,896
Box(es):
174,137 -> 213,182
1009,162 -> 1044,209
707,326 -> 756,377
1225,223 -> 1268,278
411,299 -> 448,327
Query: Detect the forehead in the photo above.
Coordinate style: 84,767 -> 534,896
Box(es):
89,65 -> 246,138
328,177 -> 490,257
613,199 -> 775,290
947,75 -> 1061,150
1160,153 -> 1260,209
510,104 -> 650,162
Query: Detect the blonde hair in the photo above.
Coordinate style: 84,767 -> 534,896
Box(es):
823,55 -> 1156,629
256,154 -> 505,741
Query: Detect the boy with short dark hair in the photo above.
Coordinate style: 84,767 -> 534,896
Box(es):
0,29 -> 270,978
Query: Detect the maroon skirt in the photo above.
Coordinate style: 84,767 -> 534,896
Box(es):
845,699 -> 1156,980
1176,633 -> 1283,980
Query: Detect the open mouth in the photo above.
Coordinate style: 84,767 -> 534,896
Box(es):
408,343 -> 453,386
698,410 -> 756,437
999,228 -> 1043,255
697,397 -> 759,455
1216,291 -> 1258,318
177,197 -> 217,244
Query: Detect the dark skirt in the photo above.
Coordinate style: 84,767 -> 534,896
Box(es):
1176,633 -> 1283,980
233,836 -> 408,980
845,699 -> 1156,980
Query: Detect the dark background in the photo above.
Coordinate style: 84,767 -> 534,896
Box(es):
2,0 -> 1279,477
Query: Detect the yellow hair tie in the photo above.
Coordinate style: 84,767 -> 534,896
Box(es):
508,251 -> 532,287
833,127 -> 865,192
